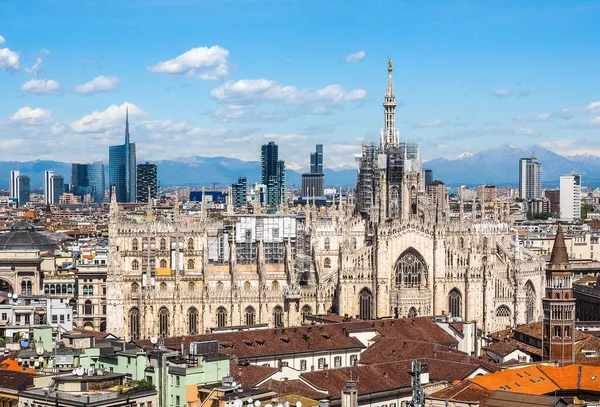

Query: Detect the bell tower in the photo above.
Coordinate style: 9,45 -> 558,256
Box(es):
542,225 -> 576,365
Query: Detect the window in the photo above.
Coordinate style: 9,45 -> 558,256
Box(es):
187,259 -> 194,270
273,306 -> 284,327
395,248 -> 428,288
300,360 -> 307,371
525,281 -> 536,324
334,356 -> 342,368
352,237 -> 357,250
188,307 -> 198,335
175,376 -> 180,386
271,280 -> 280,291
160,282 -> 167,292
318,357 -> 325,369
84,300 -> 93,315
324,237 -> 331,250
301,305 -> 312,318
350,354 -> 358,366
24,314 -> 30,325
359,288 -> 373,320
448,289 -> 462,318
129,308 -> 140,340
281,361 -> 289,367
176,396 -> 180,406
324,257 -> 331,269
188,282 -> 195,291
131,283 -> 139,293
160,238 -> 166,251
52,315 -> 58,323
408,307 -> 418,318
132,238 -> 138,251
160,259 -> 168,268
131,260 -> 139,271
245,306 -> 255,325
217,307 -> 227,328
21,280 -> 32,296
187,238 -> 194,251
60,315 -> 64,323
159,307 -> 169,337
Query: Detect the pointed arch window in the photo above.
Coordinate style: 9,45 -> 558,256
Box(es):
160,282 -> 167,292
352,237 -> 357,250
158,307 -> 169,337
245,306 -> 255,325
131,283 -> 139,293
188,307 -> 198,335
217,307 -> 227,328
271,280 -> 279,291
324,237 -> 331,250
273,305 -> 284,327
129,308 -> 140,340
187,259 -> 195,270
525,281 -> 536,324
159,259 -> 167,268
301,305 -> 312,317
408,307 -> 418,318
187,238 -> 194,251
131,260 -> 139,271
448,289 -> 462,318
324,257 -> 331,269
359,288 -> 373,320
395,248 -> 428,288
132,238 -> 138,251
160,238 -> 166,251
188,282 -> 195,291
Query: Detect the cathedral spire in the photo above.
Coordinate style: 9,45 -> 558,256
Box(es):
381,58 -> 398,151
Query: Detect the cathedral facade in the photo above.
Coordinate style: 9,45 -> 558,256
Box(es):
106,61 -> 545,341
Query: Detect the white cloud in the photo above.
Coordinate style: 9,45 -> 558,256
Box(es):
70,102 -> 145,133
148,45 -> 229,79
493,88 -> 510,98
345,51 -> 366,62
0,47 -> 19,70
75,76 -> 120,95
585,101 -> 600,115
513,127 -> 537,136
412,119 -> 444,129
9,107 -> 52,125
24,57 -> 43,76
21,79 -> 61,95
263,133 -> 307,142
211,79 -> 366,106
0,35 -> 5,45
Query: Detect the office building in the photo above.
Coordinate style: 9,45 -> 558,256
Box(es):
136,162 -> 158,202
519,157 -> 542,200
310,144 -> 324,174
109,107 -> 137,202
560,173 -> 582,222
261,141 -> 285,206
544,189 -> 560,215
424,169 -> 433,192
429,180 -> 448,211
302,144 -> 325,198
18,174 -> 30,206
72,162 -> 105,203
43,171 -> 64,205
232,176 -> 247,207
9,171 -> 19,202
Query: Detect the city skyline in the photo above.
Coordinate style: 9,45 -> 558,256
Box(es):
0,1 -> 600,170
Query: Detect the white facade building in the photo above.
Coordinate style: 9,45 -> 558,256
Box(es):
9,170 -> 19,201
519,157 -> 542,200
560,173 -> 582,222
44,170 -> 54,205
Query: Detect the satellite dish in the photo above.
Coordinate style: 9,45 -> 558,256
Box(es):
7,293 -> 12,299
38,356 -> 44,362
296,402 -> 302,407
254,401 -> 261,407
234,399 -> 244,407
17,358 -> 22,364
36,346 -> 44,355
150,337 -> 158,344
265,404 -> 273,407
12,293 -> 17,300
72,369 -> 77,375
248,399 -> 253,404
231,381 -> 237,388
76,367 -> 85,376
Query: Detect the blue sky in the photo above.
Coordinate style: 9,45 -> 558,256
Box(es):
1,0 -> 599,169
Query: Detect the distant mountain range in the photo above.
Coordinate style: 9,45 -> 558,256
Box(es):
2,144 -> 599,189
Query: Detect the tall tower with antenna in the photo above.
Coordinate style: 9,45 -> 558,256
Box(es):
381,58 -> 399,152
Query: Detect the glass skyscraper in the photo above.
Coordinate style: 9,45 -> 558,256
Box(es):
136,162 -> 157,203
72,162 -> 105,203
302,144 -> 325,198
109,108 -> 137,202
261,141 -> 285,206
18,174 -> 30,206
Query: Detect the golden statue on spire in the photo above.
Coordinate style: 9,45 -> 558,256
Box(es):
388,58 -> 393,72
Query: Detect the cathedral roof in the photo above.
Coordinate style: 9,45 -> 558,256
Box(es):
549,224 -> 569,267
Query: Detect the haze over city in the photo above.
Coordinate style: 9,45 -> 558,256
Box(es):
1,0 -> 600,171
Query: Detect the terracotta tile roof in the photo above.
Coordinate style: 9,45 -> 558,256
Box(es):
483,391 -> 567,407
575,275 -> 597,284
231,363 -> 278,387
483,341 -> 519,357
549,225 -> 569,266
470,365 -> 559,395
260,379 -> 327,400
430,380 -> 493,404
300,358 -> 490,400
72,329 -> 111,340
135,324 -> 366,359
0,358 -> 37,374
0,368 -> 35,390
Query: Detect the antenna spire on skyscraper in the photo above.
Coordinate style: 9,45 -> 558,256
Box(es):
125,105 -> 130,144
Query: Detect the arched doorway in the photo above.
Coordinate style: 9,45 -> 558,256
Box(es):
0,278 -> 13,293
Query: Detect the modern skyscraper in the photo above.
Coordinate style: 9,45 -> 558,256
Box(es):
9,171 -> 19,201
18,174 -> 30,206
136,162 -> 158,203
72,162 -> 105,203
519,156 -> 542,200
424,169 -> 433,192
109,107 -> 137,203
232,176 -> 247,207
261,141 -> 285,206
542,225 -> 575,365
310,144 -> 323,174
44,171 -> 64,205
560,173 -> 582,222
302,144 -> 325,198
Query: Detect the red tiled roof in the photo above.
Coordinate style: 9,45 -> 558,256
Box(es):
483,341 -> 519,357
260,379 -> 327,400
430,380 -> 493,404
231,363 -> 278,387
0,368 -> 35,390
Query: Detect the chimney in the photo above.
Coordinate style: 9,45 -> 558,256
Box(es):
311,365 -> 315,372
238,367 -> 242,376
324,363 -> 329,370
383,372 -> 388,379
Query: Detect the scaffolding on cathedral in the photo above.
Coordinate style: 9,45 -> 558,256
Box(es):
356,142 -> 378,216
